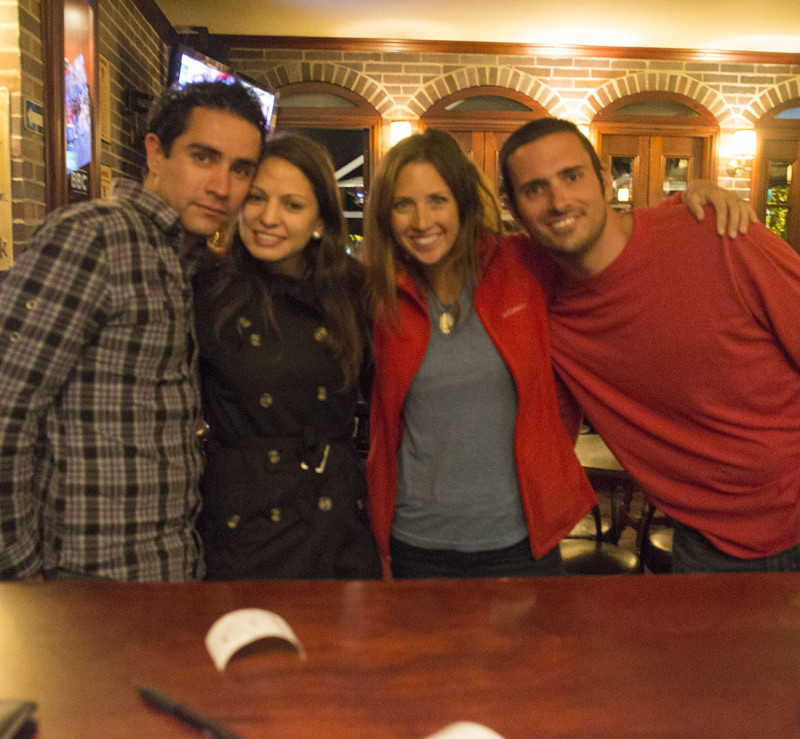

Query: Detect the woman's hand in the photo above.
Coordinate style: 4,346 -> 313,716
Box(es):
683,180 -> 759,238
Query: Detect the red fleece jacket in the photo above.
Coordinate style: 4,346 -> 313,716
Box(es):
367,232 -> 595,567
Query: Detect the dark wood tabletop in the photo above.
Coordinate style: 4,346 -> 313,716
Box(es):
1,574 -> 799,738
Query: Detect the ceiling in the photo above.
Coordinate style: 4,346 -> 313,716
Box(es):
152,0 -> 800,54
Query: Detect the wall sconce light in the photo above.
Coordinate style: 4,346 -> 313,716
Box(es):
389,121 -> 413,146
726,129 -> 757,177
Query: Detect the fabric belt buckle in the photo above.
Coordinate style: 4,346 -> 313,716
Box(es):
300,443 -> 330,473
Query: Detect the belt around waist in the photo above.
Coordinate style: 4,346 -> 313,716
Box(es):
214,435 -> 353,473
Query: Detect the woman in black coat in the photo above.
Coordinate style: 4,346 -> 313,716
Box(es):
194,133 -> 380,580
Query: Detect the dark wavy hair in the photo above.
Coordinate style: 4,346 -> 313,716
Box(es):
147,80 -> 267,157
208,132 -> 369,391
364,129 -> 501,324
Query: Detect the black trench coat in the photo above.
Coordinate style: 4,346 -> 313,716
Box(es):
193,261 -> 380,580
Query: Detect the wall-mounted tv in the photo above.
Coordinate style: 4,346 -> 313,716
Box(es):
64,0 -> 95,203
168,46 -> 276,132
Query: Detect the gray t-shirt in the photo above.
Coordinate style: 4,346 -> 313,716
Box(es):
392,289 -> 528,552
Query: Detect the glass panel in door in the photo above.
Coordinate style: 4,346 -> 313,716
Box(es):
757,137 -> 800,250
765,161 -> 792,240
600,134 -> 708,208
600,135 -> 646,210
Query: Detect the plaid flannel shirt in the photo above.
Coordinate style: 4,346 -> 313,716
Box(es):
0,179 -> 204,580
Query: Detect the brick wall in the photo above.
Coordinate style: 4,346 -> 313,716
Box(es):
229,46 -> 800,195
97,0 -> 167,182
13,0 -> 44,249
5,11 -> 799,254
4,0 -> 167,259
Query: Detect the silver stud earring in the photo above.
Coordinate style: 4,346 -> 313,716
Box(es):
313,231 -> 321,239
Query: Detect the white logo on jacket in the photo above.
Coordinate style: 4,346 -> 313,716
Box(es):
502,303 -> 528,319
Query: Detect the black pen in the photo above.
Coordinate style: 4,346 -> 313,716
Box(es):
136,684 -> 246,739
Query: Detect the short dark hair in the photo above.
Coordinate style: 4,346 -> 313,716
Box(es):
499,118 -> 604,212
146,81 -> 267,157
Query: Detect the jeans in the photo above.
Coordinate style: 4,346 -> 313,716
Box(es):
389,536 -> 563,579
671,521 -> 800,574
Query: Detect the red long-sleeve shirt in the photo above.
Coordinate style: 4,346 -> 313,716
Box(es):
527,205 -> 800,559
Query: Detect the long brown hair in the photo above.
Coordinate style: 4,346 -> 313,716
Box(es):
364,129 -> 501,324
209,132 -> 369,391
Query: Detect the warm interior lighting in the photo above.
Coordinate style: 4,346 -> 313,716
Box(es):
390,121 -> 413,146
726,129 -> 757,177
733,129 -> 757,157
617,187 -> 630,203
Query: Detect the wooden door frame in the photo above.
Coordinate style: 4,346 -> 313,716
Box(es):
591,91 -> 719,180
275,82 -> 383,188
420,85 -> 549,133
420,86 -> 549,201
752,98 -> 800,216
42,0 -> 100,210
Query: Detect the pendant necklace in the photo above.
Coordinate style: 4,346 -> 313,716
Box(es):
430,291 -> 457,335
439,309 -> 455,335
430,274 -> 468,336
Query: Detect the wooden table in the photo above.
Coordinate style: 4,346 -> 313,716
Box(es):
2,575 -> 800,737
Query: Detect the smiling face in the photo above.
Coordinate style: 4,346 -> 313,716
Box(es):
506,131 -> 614,272
144,106 -> 261,238
238,156 -> 323,278
390,160 -> 461,278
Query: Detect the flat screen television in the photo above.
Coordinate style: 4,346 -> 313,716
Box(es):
168,46 -> 276,132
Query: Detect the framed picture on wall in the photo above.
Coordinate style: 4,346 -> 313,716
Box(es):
43,0 -> 98,210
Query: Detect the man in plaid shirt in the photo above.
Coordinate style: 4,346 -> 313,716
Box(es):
0,81 -> 265,580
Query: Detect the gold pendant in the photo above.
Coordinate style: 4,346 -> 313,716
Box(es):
439,311 -> 454,335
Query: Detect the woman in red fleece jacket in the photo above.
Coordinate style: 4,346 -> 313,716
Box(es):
363,130 -> 596,579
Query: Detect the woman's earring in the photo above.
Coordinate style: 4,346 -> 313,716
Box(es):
208,217 -> 237,252
312,231 -> 322,239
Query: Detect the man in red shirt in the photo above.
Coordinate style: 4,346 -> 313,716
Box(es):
500,117 -> 800,573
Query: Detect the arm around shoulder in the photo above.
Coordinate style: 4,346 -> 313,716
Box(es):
681,179 -> 759,238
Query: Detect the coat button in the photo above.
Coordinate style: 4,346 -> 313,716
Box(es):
250,333 -> 261,347
271,508 -> 281,522
260,393 -> 273,409
314,326 -> 328,342
356,498 -> 365,510
318,496 -> 333,511
195,419 -> 210,440
317,386 -> 327,401
268,449 -> 280,464
227,514 -> 240,529
25,298 -> 38,310
238,317 -> 252,329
